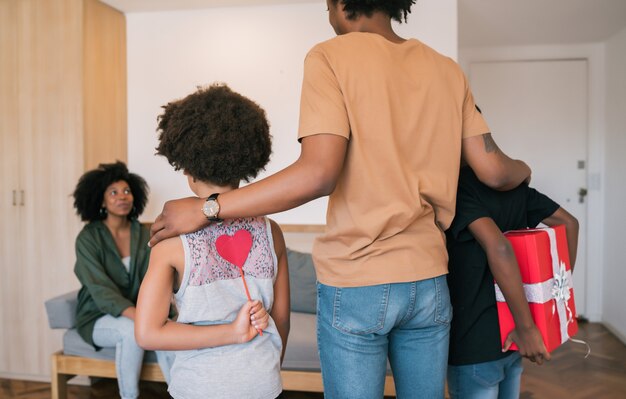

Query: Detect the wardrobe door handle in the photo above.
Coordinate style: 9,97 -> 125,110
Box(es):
20,190 -> 25,206
12,190 -> 17,206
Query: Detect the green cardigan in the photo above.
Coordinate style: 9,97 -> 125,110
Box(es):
74,220 -> 151,347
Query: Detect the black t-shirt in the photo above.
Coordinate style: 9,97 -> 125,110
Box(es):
446,167 -> 559,365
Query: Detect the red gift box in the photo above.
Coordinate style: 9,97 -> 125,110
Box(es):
495,225 -> 578,352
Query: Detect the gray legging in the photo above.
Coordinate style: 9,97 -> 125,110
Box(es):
93,314 -> 173,399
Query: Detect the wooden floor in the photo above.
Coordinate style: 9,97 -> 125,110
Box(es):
520,321 -> 626,399
1,322 -> 624,398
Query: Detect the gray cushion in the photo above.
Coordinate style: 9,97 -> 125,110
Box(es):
45,291 -> 160,363
63,329 -> 116,360
281,312 -> 390,373
63,328 -> 158,363
282,312 -> 320,371
45,290 -> 79,329
286,248 -> 317,314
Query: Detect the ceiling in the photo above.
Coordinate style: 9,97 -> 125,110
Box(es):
458,0 -> 626,47
100,0 -> 626,47
99,0 -> 314,12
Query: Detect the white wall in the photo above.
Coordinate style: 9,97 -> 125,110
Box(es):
126,0 -> 457,224
602,26 -> 626,342
459,44 -> 606,322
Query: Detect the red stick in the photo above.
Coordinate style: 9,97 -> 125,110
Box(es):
240,274 -> 252,302
238,268 -> 263,336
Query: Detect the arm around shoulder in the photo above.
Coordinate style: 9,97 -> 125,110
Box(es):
148,134 -> 348,247
217,133 -> 348,220
462,133 -> 531,191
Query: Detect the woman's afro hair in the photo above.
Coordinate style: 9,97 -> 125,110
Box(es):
333,0 -> 416,23
72,161 -> 149,222
156,83 -> 272,187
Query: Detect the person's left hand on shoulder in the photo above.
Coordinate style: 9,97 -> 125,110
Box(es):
149,197 -> 206,247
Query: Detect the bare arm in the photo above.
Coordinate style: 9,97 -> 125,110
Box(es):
462,133 -> 531,191
269,219 -> 290,364
149,134 -> 348,246
469,217 -> 550,364
135,237 -> 269,350
541,207 -> 579,270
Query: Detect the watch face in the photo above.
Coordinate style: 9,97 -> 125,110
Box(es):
203,200 -> 220,218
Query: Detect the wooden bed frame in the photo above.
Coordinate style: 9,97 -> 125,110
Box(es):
50,224 -> 397,398
50,350 -> 396,398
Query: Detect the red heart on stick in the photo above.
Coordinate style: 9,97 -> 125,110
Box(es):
215,229 -> 253,268
215,229 -> 263,336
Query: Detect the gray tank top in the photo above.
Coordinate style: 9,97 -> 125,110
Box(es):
168,217 -> 283,399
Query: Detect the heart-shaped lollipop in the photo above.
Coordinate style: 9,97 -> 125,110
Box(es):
215,229 -> 253,268
215,229 -> 262,336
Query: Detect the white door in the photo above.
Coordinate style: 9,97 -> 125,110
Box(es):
469,59 -> 588,316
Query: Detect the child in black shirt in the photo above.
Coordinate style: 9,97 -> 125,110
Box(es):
446,166 -> 579,399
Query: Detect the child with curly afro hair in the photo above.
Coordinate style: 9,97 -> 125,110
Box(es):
155,83 -> 272,188
135,83 -> 290,399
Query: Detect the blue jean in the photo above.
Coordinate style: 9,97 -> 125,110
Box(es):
447,352 -> 523,399
317,275 -> 452,399
93,315 -> 174,399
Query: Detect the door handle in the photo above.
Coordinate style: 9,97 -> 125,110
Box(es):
20,190 -> 25,206
12,190 -> 17,206
578,187 -> 588,204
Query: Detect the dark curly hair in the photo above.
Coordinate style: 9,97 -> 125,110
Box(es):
331,0 -> 416,23
72,161 -> 149,222
156,83 -> 272,187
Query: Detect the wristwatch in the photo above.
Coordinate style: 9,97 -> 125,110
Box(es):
202,193 -> 222,222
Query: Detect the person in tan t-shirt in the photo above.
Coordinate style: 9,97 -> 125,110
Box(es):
148,1 -> 531,397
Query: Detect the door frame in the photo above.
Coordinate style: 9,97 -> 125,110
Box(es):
459,43 -> 606,322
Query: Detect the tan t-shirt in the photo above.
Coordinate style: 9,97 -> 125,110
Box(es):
298,33 -> 489,287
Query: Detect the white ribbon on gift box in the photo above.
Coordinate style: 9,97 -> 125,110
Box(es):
494,227 -> 575,345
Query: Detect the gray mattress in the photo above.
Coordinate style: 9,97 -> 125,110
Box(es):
61,312 -> 321,371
